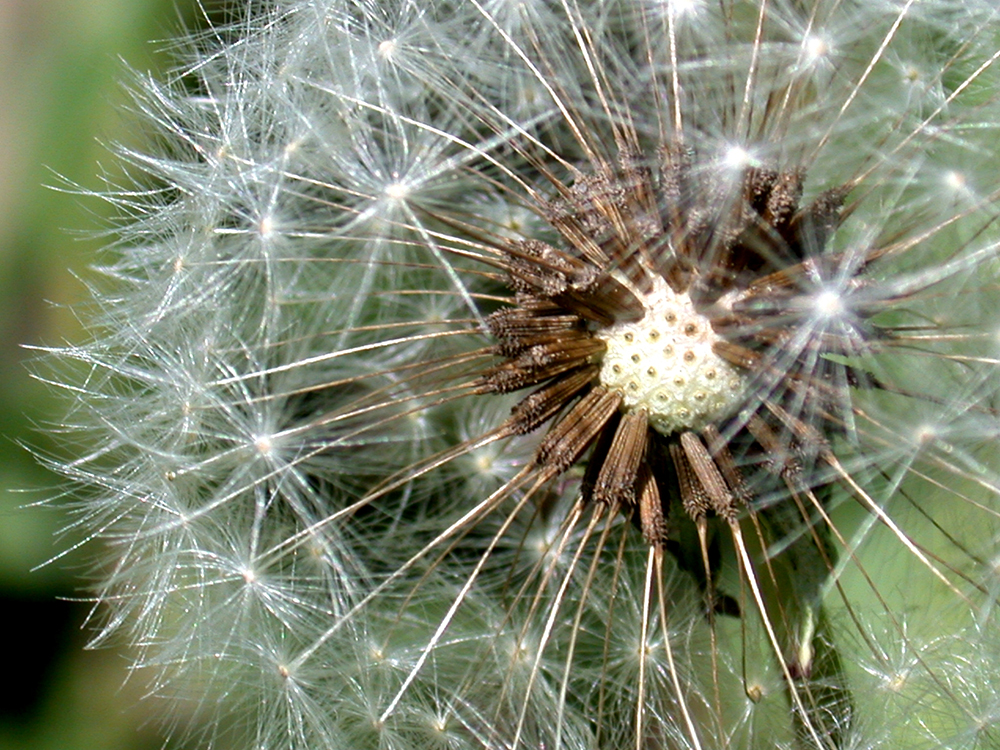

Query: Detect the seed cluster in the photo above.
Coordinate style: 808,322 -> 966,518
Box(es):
597,276 -> 745,435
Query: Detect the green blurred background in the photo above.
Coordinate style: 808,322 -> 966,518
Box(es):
0,2 -> 223,748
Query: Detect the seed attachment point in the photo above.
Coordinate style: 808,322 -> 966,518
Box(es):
596,276 -> 746,435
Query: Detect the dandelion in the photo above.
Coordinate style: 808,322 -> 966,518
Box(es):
43,0 -> 1000,748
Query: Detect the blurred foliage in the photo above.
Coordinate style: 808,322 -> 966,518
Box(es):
0,1 -> 222,748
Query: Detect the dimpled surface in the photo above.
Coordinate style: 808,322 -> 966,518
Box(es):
596,277 -> 746,435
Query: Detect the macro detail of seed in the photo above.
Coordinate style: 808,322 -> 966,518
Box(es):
596,275 -> 746,435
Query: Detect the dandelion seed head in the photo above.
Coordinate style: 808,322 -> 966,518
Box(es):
813,288 -> 845,319
384,181 -> 410,202
662,0 -> 705,19
498,631 -> 538,667
253,433 -> 276,456
377,38 -> 397,61
802,34 -> 832,65
722,145 -> 753,171
43,0 -> 1000,746
473,452 -> 495,473
914,424 -> 939,446
944,170 -> 966,191
939,168 -> 980,208
884,670 -> 909,693
902,64 -> 922,84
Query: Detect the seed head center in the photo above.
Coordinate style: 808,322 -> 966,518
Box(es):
596,276 -> 746,435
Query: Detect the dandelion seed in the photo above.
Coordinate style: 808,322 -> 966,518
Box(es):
384,181 -> 410,201
377,39 -> 397,61
803,35 -> 831,63
812,289 -> 844,318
